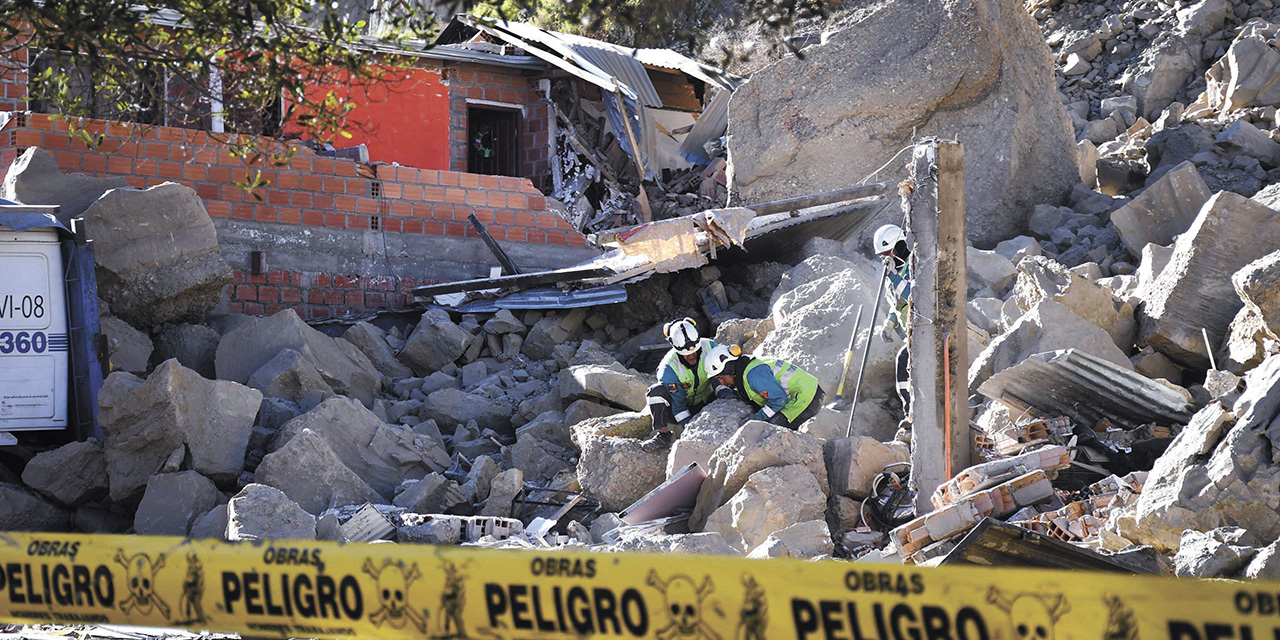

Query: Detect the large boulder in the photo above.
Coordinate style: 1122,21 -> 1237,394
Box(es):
755,257 -> 899,399
100,316 -> 153,374
1117,354 -> 1280,552
0,483 -> 69,531
559,364 -> 652,411
421,388 -> 513,434
690,421 -> 827,530
1199,20 -> 1280,115
246,348 -> 335,404
1012,256 -> 1136,350
1137,192 -> 1280,370
576,435 -> 668,512
133,471 -> 221,536
704,464 -> 826,552
254,428 -> 382,514
150,324 -> 220,378
746,519 -> 835,559
726,0 -> 1076,246
824,436 -> 909,499
21,440 -> 109,507
343,322 -> 413,380
226,483 -> 316,541
1234,251 -> 1280,338
84,182 -> 230,328
215,309 -> 380,406
1109,162 -> 1211,258
1,148 -> 129,223
274,396 -> 450,499
969,299 -> 1133,393
98,360 -> 261,501
397,309 -> 472,375
667,399 -> 754,478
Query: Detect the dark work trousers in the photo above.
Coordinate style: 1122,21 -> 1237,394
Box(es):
646,383 -> 705,432
895,345 -> 911,420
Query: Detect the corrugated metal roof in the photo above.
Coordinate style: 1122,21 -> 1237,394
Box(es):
567,44 -> 663,107
630,49 -> 744,92
679,88 -> 729,164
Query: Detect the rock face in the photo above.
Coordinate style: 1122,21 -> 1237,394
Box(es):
226,484 -> 316,541
969,299 -> 1134,392
83,182 -> 230,328
97,360 -> 261,501
1109,162 -> 1211,258
274,396 -> 449,499
726,0 -> 1077,246
21,440 -> 109,507
1119,354 -> 1280,552
576,435 -> 668,512
133,471 -> 221,536
704,464 -> 827,552
254,428 -> 382,514
1,148 -> 129,223
690,421 -> 828,530
215,309 -> 380,406
1137,191 -> 1280,369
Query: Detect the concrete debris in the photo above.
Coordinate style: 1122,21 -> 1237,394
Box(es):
133,470 -> 221,536
979,349 -> 1195,430
727,0 -> 1077,246
226,483 -> 317,541
84,182 -> 231,329
215,309 -> 380,407
98,360 -> 261,501
1137,192 -> 1280,370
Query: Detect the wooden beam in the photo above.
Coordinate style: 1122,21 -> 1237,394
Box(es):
908,139 -> 971,513
748,182 -> 894,216
613,87 -> 653,222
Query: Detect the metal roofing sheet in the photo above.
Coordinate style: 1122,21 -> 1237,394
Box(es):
679,88 -> 729,164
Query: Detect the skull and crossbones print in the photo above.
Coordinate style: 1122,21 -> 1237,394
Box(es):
988,587 -> 1070,640
647,569 -> 722,640
115,550 -> 170,619
363,558 -> 428,633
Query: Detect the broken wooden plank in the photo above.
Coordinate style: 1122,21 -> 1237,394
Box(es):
410,265 -> 613,297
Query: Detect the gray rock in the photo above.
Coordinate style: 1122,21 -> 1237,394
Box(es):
522,310 -> 588,361
668,398 -> 753,478
483,309 -> 526,334
705,464 -> 826,552
564,399 -> 622,425
967,248 -> 1018,297
559,364 -> 652,411
969,299 -> 1133,393
460,361 -> 488,388
98,360 -> 261,501
254,428 -> 382,514
133,471 -> 221,536
2,146 -> 129,222
1137,192 -> 1280,369
247,348 -> 335,404
1201,21 -> 1280,114
0,483 -> 69,531
1174,527 -> 1258,577
421,387 -> 512,435
226,483 -> 316,541
100,316 -> 153,374
1216,120 -> 1280,167
511,420 -> 576,484
480,469 -> 523,517
343,322 -> 412,380
84,182 -> 230,329
993,236 -> 1042,264
398,309 -> 473,375
824,436 -> 909,499
275,396 -> 449,498
189,504 -> 229,540
21,440 -> 108,507
726,0 -> 1077,245
1012,256 -> 1136,350
690,420 -> 828,530
395,513 -> 461,544
461,455 -> 500,503
150,323 -> 220,378
1110,162 -> 1211,258
746,519 -> 835,559
576,434 -> 667,512
393,473 -> 466,513
215,309 -> 380,407
1245,540 -> 1280,579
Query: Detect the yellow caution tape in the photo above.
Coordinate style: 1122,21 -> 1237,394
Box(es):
0,531 -> 1267,640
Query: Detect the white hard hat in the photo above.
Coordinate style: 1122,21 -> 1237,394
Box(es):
704,343 -> 741,378
663,317 -> 701,355
873,224 -> 905,254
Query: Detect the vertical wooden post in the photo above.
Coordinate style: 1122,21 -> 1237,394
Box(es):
907,139 -> 971,513
612,87 -> 653,222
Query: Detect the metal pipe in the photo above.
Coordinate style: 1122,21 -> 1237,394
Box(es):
834,306 -> 864,400
847,260 -> 891,437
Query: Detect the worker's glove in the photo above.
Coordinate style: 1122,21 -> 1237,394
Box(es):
877,317 -> 901,342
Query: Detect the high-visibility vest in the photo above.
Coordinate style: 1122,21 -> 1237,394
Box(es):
657,338 -> 719,407
742,357 -> 820,422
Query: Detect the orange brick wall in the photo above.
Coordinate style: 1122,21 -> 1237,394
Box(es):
0,112 -> 587,319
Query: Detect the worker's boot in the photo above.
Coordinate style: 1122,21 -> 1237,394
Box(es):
639,429 -> 673,452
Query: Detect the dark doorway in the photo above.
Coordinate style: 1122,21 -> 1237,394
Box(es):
467,106 -> 520,177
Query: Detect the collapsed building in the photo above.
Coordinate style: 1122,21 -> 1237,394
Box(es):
4,0 -> 1280,597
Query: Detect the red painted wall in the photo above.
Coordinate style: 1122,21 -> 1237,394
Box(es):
301,66 -> 451,171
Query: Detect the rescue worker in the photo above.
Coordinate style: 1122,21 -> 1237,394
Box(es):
873,223 -> 912,424
640,317 -> 722,452
704,344 -> 825,429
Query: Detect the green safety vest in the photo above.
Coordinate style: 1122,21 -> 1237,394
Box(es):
742,357 -> 820,422
658,338 -> 718,406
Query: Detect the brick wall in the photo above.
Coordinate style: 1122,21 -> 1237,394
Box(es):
445,63 -> 552,192
0,42 -> 27,113
0,112 -> 587,319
